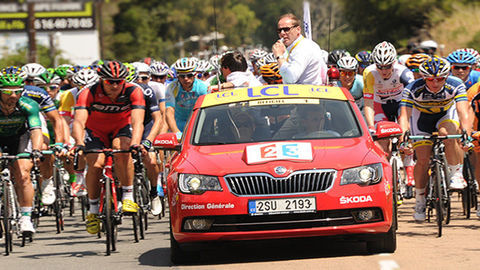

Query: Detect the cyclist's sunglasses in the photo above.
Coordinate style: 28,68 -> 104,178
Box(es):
104,78 -> 125,85
340,70 -> 356,76
1,88 -> 23,95
178,73 -> 195,79
410,68 -> 419,73
376,64 -> 392,70
452,65 -> 471,71
151,75 -> 166,80
40,85 -> 60,91
139,75 -> 150,81
425,76 -> 446,82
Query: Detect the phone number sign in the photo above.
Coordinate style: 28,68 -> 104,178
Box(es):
0,2 -> 95,32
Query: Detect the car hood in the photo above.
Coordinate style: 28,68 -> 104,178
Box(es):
183,138 -> 383,177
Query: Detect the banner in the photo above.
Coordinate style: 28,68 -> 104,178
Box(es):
303,1 -> 312,40
0,2 -> 95,32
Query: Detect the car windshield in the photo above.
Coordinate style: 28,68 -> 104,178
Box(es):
192,99 -> 362,145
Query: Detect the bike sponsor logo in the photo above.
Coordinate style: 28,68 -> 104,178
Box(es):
339,195 -> 373,204
181,203 -> 235,210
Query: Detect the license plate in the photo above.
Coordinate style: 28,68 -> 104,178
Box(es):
248,197 -> 316,216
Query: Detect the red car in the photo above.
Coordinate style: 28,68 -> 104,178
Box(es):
154,84 -> 401,263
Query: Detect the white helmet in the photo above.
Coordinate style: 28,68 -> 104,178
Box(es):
196,60 -> 213,73
249,49 -> 268,62
21,63 -> 46,79
172,57 -> 197,73
72,68 -> 100,86
337,56 -> 358,70
150,61 -> 169,76
255,53 -> 277,68
209,54 -> 222,70
419,40 -> 438,50
397,54 -> 411,66
132,62 -> 151,74
372,41 -> 397,66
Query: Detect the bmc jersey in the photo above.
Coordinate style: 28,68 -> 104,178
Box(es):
0,96 -> 42,137
22,85 -> 57,113
165,79 -> 208,123
363,63 -> 414,104
75,82 -> 145,131
401,76 -> 468,114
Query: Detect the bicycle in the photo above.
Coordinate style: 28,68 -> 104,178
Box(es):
155,148 -> 168,219
74,148 -> 128,255
462,132 -> 478,219
389,137 -> 407,230
131,149 -> 151,242
407,132 -> 462,237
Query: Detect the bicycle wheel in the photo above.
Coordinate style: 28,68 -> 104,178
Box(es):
132,180 -> 140,243
462,156 -> 472,218
434,162 -> 444,237
391,158 -> 399,230
53,167 -> 64,234
3,180 -> 12,255
80,196 -> 88,221
104,176 -> 113,255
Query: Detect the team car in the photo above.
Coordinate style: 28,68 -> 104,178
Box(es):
154,84 -> 401,263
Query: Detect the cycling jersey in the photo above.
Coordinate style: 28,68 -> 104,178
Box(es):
467,81 -> 480,130
165,79 -> 208,131
462,69 -> 480,89
338,74 -> 364,110
134,82 -> 160,125
148,81 -> 166,103
0,96 -> 42,137
401,76 -> 467,114
58,87 -> 82,120
22,85 -> 57,113
363,63 -> 414,104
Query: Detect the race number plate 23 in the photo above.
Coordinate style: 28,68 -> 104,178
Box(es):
248,197 -> 316,216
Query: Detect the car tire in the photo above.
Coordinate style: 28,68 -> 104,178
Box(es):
169,220 -> 199,265
366,200 -> 397,254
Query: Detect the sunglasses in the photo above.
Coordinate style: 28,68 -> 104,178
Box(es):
40,85 -> 59,91
104,79 -> 125,85
1,88 -> 23,95
277,25 -> 298,34
452,65 -> 471,70
410,68 -> 419,73
425,76 -> 446,82
376,64 -> 392,70
151,75 -> 166,80
340,70 -> 356,76
178,73 -> 195,79
139,75 -> 150,81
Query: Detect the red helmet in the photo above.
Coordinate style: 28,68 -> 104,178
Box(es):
97,61 -> 129,79
327,67 -> 340,80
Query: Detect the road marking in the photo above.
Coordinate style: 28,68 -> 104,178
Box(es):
379,259 -> 400,270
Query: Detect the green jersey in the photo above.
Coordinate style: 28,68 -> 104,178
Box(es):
0,96 -> 42,137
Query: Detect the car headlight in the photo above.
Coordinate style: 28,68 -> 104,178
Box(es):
340,163 -> 383,186
178,174 -> 222,194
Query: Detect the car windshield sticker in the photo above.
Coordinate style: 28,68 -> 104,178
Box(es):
245,142 -> 313,164
201,84 -> 348,108
249,98 -> 320,106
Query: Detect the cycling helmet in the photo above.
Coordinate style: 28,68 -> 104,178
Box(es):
249,49 -> 268,62
197,60 -> 214,73
260,63 -> 282,83
55,64 -> 73,79
419,56 -> 450,78
123,63 -> 138,82
72,68 -> 100,86
132,62 -> 151,74
172,57 -> 197,73
209,54 -> 222,70
327,67 -> 340,80
97,61 -> 129,79
21,63 -> 46,79
33,71 -> 62,86
405,53 -> 430,70
372,41 -> 397,66
0,73 -> 24,87
355,50 -> 372,68
419,40 -> 438,51
255,53 -> 277,69
150,61 -> 170,76
328,49 -> 350,66
397,54 -> 411,66
1,66 -> 26,79
337,56 -> 358,70
447,50 -> 477,65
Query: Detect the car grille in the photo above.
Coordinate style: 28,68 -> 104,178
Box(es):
224,170 -> 336,196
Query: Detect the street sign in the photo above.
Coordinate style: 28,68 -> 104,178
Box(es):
0,1 -> 96,32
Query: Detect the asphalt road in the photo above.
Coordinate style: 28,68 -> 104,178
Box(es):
2,196 -> 480,269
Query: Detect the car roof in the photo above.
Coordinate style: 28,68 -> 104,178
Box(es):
198,84 -> 351,108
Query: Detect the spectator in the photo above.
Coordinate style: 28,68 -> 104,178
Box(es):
272,13 -> 327,85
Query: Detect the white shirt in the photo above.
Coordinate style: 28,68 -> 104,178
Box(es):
227,70 -> 263,88
148,81 -> 166,102
279,35 -> 327,85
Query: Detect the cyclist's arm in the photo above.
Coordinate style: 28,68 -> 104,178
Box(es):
364,99 -> 374,128
159,101 -> 167,134
30,128 -> 43,151
130,108 -> 145,146
363,69 -> 375,128
166,107 -> 180,133
72,108 -> 88,146
45,109 -> 65,144
398,105 -> 412,136
456,100 -> 473,135
146,111 -> 163,143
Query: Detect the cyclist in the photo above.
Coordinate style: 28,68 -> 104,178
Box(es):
248,48 -> 268,76
259,63 -> 283,85
54,64 -> 73,90
150,61 -> 170,85
327,49 -> 350,68
72,61 -> 146,234
0,72 -> 44,235
466,80 -> 480,217
405,53 -> 431,79
196,59 -> 213,81
336,56 -> 364,111
398,57 -> 472,221
165,57 -> 208,135
21,63 -> 46,85
446,50 -> 480,90
355,50 -> 372,76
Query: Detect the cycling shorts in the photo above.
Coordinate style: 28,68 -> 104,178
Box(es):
410,106 -> 459,148
374,100 -> 400,124
142,120 -> 153,140
0,131 -> 32,155
84,124 -> 132,150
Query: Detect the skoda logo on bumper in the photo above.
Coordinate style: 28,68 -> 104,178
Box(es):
274,166 -> 287,176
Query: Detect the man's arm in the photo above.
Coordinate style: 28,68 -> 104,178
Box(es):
456,100 -> 473,135
30,128 -> 43,151
166,107 -> 180,134
45,110 -> 65,144
130,108 -> 145,146
398,106 -> 412,135
72,108 -> 88,146
145,111 -> 162,143
363,98 -> 375,128
159,101 -> 167,134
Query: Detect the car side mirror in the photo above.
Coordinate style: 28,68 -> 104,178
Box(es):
153,133 -> 181,151
372,121 -> 403,140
